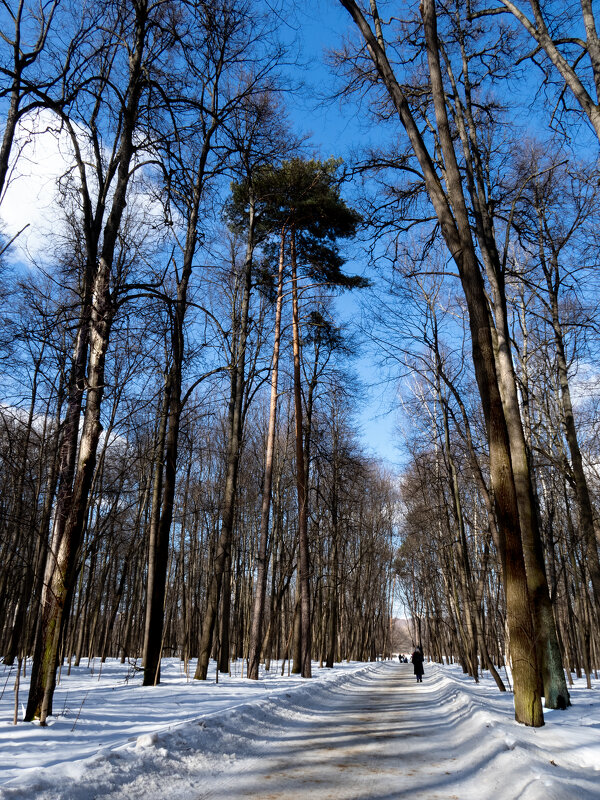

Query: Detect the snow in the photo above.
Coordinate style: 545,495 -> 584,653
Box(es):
0,657 -> 599,798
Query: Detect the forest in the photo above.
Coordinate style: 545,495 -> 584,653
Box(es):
0,0 -> 599,733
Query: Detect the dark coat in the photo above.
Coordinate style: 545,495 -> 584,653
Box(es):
411,649 -> 424,676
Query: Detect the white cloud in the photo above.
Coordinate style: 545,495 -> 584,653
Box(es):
0,109 -> 170,268
0,108 -> 74,264
569,361 -> 600,410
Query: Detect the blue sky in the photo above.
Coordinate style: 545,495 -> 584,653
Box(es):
280,0 -> 406,470
280,0 -> 600,473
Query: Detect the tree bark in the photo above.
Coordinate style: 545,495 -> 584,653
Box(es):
195,199 -> 255,680
441,22 -> 568,709
142,378 -> 170,685
338,0 -> 542,724
543,250 -> 600,618
26,0 -> 148,723
290,225 -> 312,679
248,227 -> 286,679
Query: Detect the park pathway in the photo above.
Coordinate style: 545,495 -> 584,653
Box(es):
199,662 -> 490,800
3,660 -> 598,800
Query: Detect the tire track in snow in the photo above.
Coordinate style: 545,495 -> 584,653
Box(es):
6,662 -> 599,799
193,662 -> 599,800
196,663 -> 470,799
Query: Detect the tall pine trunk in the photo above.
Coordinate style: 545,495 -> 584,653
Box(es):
290,226 -> 312,678
248,227 -> 286,680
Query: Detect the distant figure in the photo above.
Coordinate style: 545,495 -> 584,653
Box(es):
398,653 -> 402,663
411,647 -> 424,682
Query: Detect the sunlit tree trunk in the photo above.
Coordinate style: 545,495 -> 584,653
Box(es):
441,16 -> 568,710
26,0 -> 149,723
290,225 -> 312,678
248,227 -> 286,680
338,0 -> 542,724
195,201 -> 255,680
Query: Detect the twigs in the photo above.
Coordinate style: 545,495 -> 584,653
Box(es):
70,691 -> 89,732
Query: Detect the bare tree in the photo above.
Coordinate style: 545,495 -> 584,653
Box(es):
26,0 -> 178,724
491,0 -> 600,139
337,0 -> 542,725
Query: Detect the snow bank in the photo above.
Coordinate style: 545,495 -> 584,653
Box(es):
0,657 -> 598,799
0,657 -> 378,797
420,662 -> 600,799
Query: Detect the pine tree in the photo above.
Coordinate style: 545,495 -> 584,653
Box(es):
236,158 -> 365,679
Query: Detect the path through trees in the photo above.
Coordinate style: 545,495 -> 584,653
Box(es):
6,660 -> 597,799
1,0 -> 600,737
192,663 -> 600,800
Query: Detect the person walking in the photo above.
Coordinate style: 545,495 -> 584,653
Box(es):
411,646 -> 424,682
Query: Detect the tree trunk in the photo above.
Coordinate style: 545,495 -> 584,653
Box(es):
326,425 -> 339,669
142,378 -> 170,685
543,251 -> 600,618
25,2 -> 148,721
338,0 -> 542,724
443,19 -> 568,709
248,227 -> 286,679
290,226 -> 312,679
195,199 -> 255,680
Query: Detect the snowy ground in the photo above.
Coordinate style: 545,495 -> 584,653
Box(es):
0,657 -> 598,799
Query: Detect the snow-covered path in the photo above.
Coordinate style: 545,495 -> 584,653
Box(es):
200,662 -> 444,799
195,662 -> 598,800
2,659 -> 599,799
